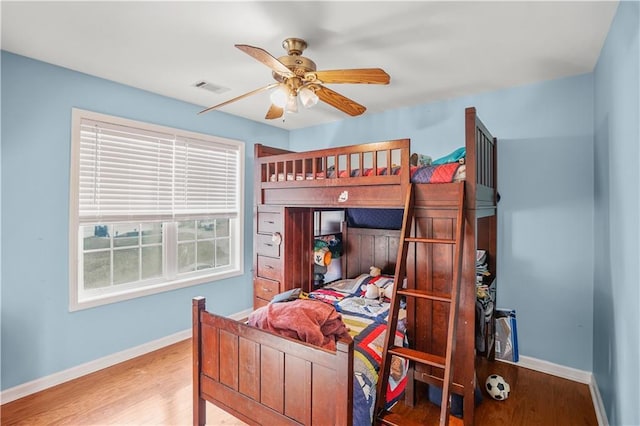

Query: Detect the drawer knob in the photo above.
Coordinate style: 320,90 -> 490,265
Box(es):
263,287 -> 272,293
271,232 -> 282,245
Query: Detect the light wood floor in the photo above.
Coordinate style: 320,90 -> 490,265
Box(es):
389,357 -> 599,426
1,339 -> 598,425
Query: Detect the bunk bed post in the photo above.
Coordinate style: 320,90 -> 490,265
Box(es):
254,144 -> 264,205
464,107 -> 477,211
461,208 -> 477,426
400,139 -> 411,205
192,297 -> 206,426
335,340 -> 355,426
487,136 -> 499,362
493,137 -> 498,205
253,145 -> 263,311
462,107 -> 480,426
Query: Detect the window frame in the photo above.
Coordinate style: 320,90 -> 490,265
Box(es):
69,108 -> 244,311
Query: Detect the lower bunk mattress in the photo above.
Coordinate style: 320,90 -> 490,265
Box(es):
248,274 -> 408,426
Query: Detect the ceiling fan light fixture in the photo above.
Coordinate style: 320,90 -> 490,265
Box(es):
270,84 -> 290,108
286,94 -> 299,113
299,87 -> 319,108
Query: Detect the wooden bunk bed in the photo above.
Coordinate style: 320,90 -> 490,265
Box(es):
193,107 -> 498,425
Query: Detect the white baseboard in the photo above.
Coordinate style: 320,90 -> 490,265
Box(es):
589,374 -> 610,426
500,355 -> 592,383
499,356 -> 609,426
0,307 -> 253,405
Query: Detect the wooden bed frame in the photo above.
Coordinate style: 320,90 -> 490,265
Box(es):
192,297 -> 354,425
193,107 -> 497,425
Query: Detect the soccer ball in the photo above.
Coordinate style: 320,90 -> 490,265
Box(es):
485,374 -> 510,400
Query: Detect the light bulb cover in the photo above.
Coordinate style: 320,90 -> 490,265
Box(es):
299,87 -> 319,108
270,85 -> 290,108
286,94 -> 298,113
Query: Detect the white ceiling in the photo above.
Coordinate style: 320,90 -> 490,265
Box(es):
1,1 -> 618,130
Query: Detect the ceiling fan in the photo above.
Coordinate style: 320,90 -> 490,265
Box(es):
198,38 -> 390,120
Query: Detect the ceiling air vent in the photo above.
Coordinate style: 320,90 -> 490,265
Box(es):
194,80 -> 230,95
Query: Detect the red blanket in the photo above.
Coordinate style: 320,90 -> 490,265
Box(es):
248,299 -> 353,351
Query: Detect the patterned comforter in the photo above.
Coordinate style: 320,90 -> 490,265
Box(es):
309,275 -> 408,426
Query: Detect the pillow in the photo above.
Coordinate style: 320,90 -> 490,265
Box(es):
270,287 -> 302,303
324,276 -> 365,295
410,153 -> 432,166
432,147 -> 466,165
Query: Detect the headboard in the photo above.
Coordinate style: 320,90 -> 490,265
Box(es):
343,225 -> 400,278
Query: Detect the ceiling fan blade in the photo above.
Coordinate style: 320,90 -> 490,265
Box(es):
306,68 -> 390,85
198,83 -> 279,115
315,85 -> 366,116
265,104 -> 284,120
235,44 -> 293,77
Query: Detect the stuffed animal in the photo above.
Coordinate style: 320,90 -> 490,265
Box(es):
382,281 -> 395,299
360,266 -> 396,300
314,246 -> 332,266
362,282 -> 381,299
361,282 -> 395,301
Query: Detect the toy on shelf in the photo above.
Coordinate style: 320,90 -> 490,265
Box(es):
313,236 -> 341,287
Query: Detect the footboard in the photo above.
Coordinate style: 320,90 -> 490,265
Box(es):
192,297 -> 354,426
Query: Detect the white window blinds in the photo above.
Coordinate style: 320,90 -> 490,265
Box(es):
174,137 -> 239,218
78,118 -> 241,223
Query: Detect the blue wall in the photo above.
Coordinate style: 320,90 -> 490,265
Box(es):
292,73 -> 596,371
0,51 -> 288,390
593,1 -> 640,425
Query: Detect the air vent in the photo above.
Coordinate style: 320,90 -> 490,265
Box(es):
193,80 -> 230,94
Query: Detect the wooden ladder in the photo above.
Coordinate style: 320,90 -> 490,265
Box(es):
375,182 -> 466,426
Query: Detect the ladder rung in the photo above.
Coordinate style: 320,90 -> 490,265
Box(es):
405,236 -> 456,244
377,411 -> 426,426
413,371 -> 465,394
388,346 -> 446,369
378,410 -> 461,426
398,289 -> 452,303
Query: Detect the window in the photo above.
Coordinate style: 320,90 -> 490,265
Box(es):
69,109 -> 244,310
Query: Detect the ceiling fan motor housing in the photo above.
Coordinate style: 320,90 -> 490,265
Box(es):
272,37 -> 317,82
273,55 -> 317,80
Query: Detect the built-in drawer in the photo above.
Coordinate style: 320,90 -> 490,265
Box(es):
257,255 -> 281,281
253,296 -> 270,310
256,233 -> 281,257
254,277 -> 280,302
257,212 -> 282,234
